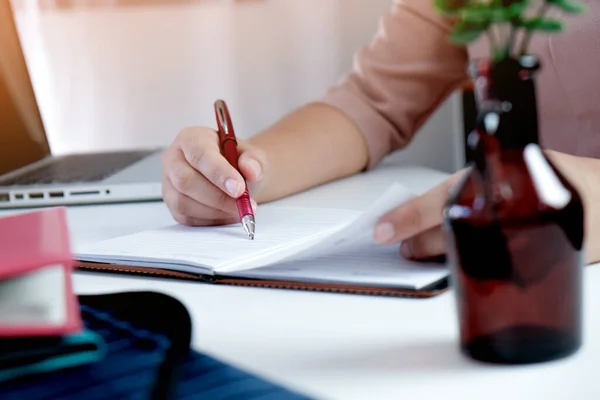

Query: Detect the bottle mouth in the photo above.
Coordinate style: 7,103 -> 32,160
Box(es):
468,55 -> 541,80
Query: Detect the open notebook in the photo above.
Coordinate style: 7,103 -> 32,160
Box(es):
74,184 -> 450,298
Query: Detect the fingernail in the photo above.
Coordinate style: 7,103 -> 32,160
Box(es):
225,179 -> 240,197
373,222 -> 395,244
251,199 -> 258,212
400,242 -> 412,258
245,159 -> 262,178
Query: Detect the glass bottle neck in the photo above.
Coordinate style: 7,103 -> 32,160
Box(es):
469,57 -> 540,149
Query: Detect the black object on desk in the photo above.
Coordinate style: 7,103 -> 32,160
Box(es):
0,291 -> 312,400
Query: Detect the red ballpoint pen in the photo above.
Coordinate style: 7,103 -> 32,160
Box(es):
214,99 -> 255,239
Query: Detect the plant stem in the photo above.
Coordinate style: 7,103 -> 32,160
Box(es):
494,23 -> 504,57
506,20 -> 518,58
519,2 -> 550,55
488,30 -> 499,61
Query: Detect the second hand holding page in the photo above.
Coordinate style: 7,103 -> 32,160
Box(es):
75,183 -> 449,291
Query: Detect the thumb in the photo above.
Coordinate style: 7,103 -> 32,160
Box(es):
237,141 -> 268,183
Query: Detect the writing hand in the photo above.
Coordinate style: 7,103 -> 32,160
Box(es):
161,126 -> 268,226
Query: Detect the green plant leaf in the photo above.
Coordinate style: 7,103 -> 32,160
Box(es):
449,28 -> 484,44
499,0 -> 526,6
547,0 -> 587,13
461,5 -> 492,22
504,0 -> 529,19
449,20 -> 487,44
460,1 -> 527,25
434,0 -> 471,14
523,16 -> 564,32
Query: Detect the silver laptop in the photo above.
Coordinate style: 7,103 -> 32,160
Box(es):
0,1 -> 163,209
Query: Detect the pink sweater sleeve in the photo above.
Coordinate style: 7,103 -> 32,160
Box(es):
318,0 -> 469,169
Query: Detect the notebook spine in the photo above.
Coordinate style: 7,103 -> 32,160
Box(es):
75,263 -> 206,281
214,280 -> 439,298
75,263 -> 446,298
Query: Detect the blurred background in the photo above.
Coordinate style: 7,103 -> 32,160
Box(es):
10,0 -> 464,174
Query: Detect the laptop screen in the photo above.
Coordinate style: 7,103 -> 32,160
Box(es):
0,1 -> 50,178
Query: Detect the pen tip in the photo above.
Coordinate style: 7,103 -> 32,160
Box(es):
242,214 -> 255,240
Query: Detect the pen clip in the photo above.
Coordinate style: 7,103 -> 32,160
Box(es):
214,100 -> 232,137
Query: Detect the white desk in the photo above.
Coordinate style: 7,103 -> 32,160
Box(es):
2,159 -> 599,400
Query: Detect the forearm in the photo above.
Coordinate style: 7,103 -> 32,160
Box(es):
246,0 -> 467,204
248,102 -> 369,203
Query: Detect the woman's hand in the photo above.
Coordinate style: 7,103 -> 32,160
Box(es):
372,150 -> 600,264
161,126 -> 268,226
372,168 -> 466,260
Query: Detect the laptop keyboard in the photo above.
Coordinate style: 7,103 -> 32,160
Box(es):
0,150 -> 154,186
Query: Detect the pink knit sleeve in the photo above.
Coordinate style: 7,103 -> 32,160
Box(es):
318,0 -> 469,169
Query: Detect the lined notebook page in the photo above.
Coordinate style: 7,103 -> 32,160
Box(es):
75,206 -> 360,273
261,183 -> 418,267
226,240 -> 448,290
222,184 -> 448,289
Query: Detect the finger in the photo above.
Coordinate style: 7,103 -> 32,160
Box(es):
171,213 -> 239,227
237,144 -> 267,183
399,226 -> 446,260
178,128 -> 246,198
164,151 -> 239,215
373,169 -> 467,245
162,174 -> 239,224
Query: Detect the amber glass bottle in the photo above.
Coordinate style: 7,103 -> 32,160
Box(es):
443,56 -> 585,364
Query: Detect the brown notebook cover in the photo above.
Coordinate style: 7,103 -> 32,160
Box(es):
74,260 -> 449,299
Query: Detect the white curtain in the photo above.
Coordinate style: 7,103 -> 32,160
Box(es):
10,0 -> 463,173
10,0 -> 342,154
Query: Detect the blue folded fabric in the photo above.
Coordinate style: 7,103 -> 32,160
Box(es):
177,350 -> 309,400
0,329 -> 105,384
0,291 -> 312,400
